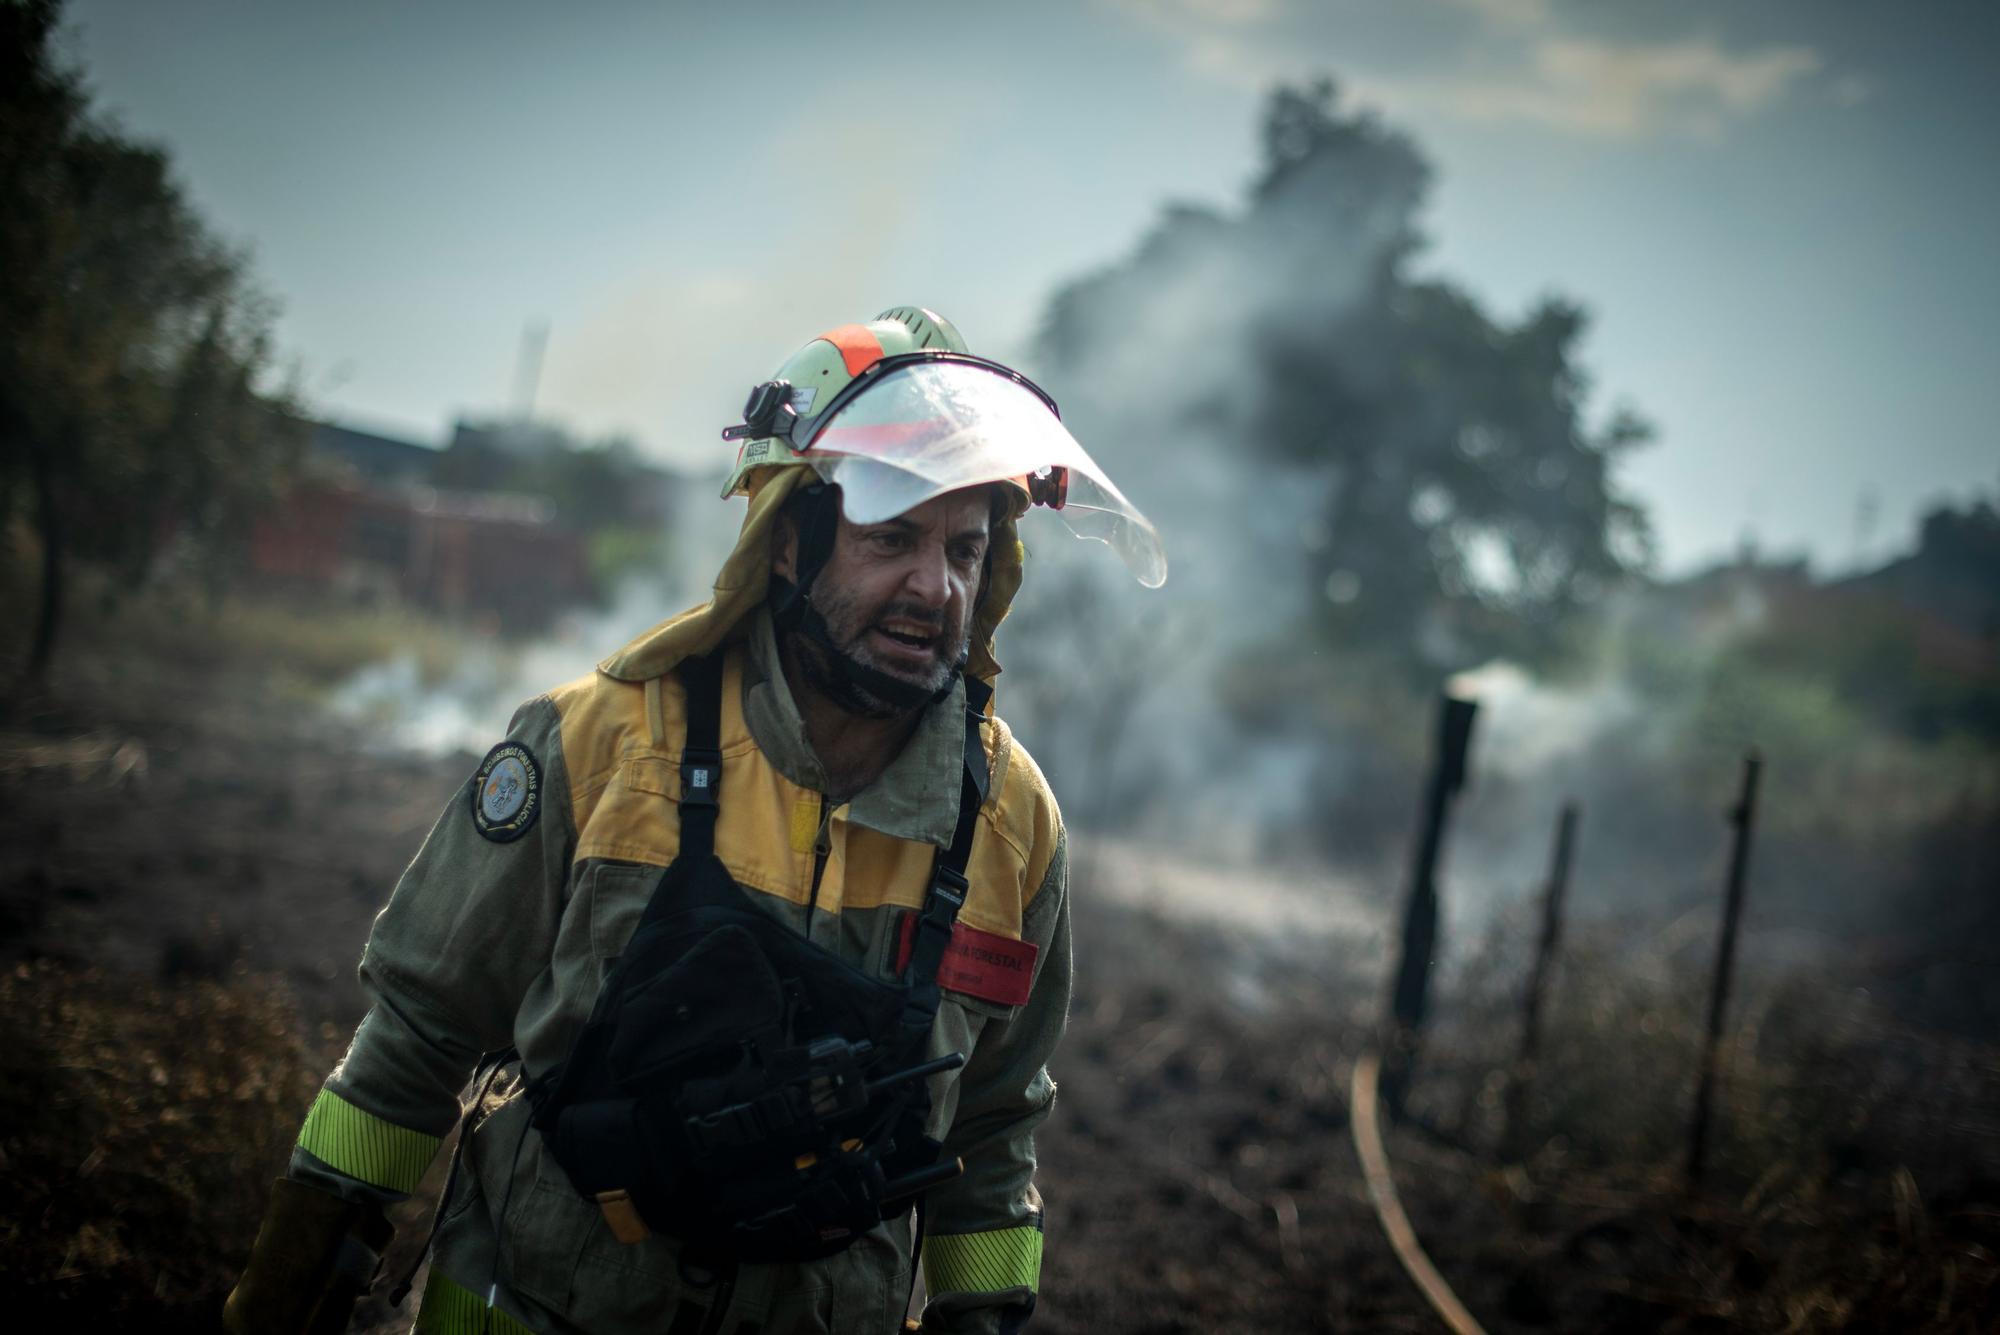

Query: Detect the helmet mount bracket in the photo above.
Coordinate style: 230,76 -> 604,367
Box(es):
721,379 -> 801,446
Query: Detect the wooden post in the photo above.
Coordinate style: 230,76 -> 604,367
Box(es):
1381,692 -> 1479,1117
1687,751 -> 1762,1186
1505,801 -> 1578,1156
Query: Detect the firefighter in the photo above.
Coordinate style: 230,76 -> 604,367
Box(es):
222,308 -> 1163,1334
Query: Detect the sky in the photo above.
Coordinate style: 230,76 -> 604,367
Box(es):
59,0 -> 2000,575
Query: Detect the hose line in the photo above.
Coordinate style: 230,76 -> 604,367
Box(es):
1349,1051 -> 1489,1335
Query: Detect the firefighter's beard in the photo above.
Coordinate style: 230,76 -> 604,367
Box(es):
792,588 -> 970,721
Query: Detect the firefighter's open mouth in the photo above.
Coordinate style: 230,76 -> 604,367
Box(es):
868,623 -> 943,666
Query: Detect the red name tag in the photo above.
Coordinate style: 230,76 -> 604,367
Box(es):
896,913 -> 1040,1008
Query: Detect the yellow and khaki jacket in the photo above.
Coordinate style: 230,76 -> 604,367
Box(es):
289,480 -> 1068,1335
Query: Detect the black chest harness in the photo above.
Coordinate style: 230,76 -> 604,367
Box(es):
525,651 -> 993,1266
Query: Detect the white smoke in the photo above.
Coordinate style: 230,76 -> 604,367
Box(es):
326,477 -> 743,757
992,130 -> 1412,867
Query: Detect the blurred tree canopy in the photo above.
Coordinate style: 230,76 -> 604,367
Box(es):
1036,80 -> 1652,674
1,0 -> 299,680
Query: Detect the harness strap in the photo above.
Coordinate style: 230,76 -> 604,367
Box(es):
898,677 -> 992,1032
677,653 -> 725,860
666,652 -> 988,1039
892,687 -> 989,1311
386,1053 -> 512,1307
962,676 -> 994,807
535,652 -> 990,1266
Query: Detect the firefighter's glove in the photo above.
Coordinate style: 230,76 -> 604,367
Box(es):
918,1293 -> 1036,1335
223,1177 -> 394,1335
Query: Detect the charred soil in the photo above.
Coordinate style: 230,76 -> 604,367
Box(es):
2,623 -> 1995,1332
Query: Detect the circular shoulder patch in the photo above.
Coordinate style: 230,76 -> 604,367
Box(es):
470,740 -> 542,843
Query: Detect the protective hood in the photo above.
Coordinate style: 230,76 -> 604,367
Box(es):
597,466 -> 1026,689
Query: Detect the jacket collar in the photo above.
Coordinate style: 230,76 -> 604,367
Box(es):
740,605 -> 965,849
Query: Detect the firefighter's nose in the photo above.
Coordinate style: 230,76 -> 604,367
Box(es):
904,544 -> 950,606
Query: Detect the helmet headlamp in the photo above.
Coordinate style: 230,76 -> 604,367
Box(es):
722,378 -> 800,445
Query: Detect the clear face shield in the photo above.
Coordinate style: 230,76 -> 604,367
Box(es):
726,354 -> 1166,588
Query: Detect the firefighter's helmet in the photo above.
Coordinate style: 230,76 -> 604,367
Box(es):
721,307 -> 1164,587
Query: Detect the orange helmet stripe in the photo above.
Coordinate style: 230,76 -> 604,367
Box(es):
819,323 -> 886,377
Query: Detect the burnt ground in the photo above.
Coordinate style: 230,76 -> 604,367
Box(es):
2,637 -> 1996,1333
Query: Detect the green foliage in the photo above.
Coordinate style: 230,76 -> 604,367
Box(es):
125,586 -> 471,693
519,438 -> 675,594
1645,504 -> 2000,843
585,523 -> 672,598
0,0 -> 299,677
433,427 -> 675,597
1687,654 -> 1860,785
0,556 -> 469,700
1755,501 -> 2000,743
513,436 -> 646,528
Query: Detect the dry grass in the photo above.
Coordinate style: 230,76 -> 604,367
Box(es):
1404,928 -> 2000,1332
1,554 -> 471,707
0,960 -> 323,1330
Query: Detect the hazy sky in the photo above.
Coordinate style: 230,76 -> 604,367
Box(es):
61,0 -> 2000,574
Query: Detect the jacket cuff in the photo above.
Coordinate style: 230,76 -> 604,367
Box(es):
924,1223 -> 1043,1295
295,1087 -> 441,1195
922,1223 -> 1042,1332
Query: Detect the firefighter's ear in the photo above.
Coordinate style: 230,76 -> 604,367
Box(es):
771,511 -> 799,583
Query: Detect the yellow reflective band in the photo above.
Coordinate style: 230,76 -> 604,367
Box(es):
790,796 -> 821,854
416,1267 -> 537,1335
923,1225 -> 1044,1296
295,1089 -> 440,1195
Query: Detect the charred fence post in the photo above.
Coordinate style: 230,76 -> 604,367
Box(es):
1504,801 -> 1579,1157
1687,750 -> 1763,1187
1381,692 -> 1479,1119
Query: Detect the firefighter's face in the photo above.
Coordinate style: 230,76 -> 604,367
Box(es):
778,488 -> 991,716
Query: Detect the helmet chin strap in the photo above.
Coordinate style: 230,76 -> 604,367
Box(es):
770,574 -> 964,719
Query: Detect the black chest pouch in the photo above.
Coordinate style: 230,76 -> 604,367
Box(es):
527,652 -> 992,1266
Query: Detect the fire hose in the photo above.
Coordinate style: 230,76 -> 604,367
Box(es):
1350,1051 -> 1488,1335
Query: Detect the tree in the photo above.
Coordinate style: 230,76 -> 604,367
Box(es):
1033,80 -> 1652,677
1,0 -> 298,681
995,81 -> 1657,853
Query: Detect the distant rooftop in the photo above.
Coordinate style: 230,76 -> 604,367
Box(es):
450,418 -> 571,458
308,419 -> 440,487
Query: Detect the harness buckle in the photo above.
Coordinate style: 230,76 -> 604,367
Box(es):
927,865 -> 968,912
681,748 -> 722,808
595,1190 -> 652,1244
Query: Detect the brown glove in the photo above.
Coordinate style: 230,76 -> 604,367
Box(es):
223,1177 -> 394,1335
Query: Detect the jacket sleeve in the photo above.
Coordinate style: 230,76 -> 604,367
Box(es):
920,828 -> 1071,1335
288,697 -> 577,1206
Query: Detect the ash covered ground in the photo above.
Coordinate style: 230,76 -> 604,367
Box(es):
3,641 -> 1994,1333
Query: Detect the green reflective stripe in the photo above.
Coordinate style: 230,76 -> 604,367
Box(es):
295,1088 -> 440,1194
923,1225 -> 1044,1296
416,1267 -> 537,1335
